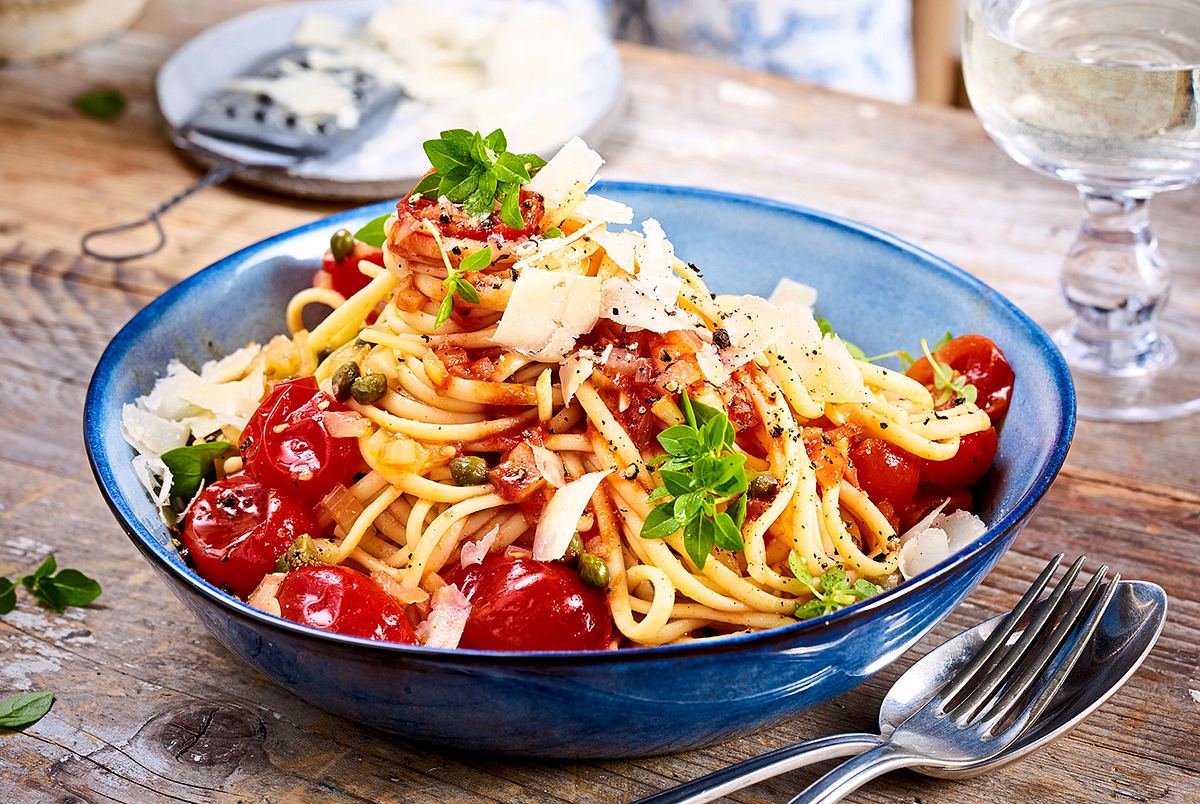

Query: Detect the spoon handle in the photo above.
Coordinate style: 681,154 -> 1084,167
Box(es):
634,732 -> 883,804
787,741 -> 924,804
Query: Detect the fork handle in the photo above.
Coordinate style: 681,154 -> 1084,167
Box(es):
635,733 -> 882,804
787,741 -> 925,804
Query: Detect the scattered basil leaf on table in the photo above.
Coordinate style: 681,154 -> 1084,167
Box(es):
160,441 -> 232,502
20,555 -> 56,591
75,89 -> 126,121
0,578 -> 16,615
0,691 -> 54,729
12,556 -> 103,614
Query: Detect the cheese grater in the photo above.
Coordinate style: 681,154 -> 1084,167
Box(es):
82,46 -> 405,261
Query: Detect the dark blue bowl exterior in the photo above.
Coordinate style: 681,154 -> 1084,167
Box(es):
85,183 -> 1075,758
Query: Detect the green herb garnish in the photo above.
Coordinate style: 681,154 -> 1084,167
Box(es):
919,337 -> 977,406
160,441 -> 233,503
0,578 -> 15,615
434,246 -> 490,328
543,227 -> 564,239
788,553 -> 882,619
15,556 -> 102,614
353,215 -> 390,248
815,317 -> 868,361
0,691 -> 54,729
411,129 -> 545,229
640,392 -> 749,570
75,88 -> 126,121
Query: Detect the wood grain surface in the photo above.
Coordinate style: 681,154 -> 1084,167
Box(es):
1,2 -> 1197,802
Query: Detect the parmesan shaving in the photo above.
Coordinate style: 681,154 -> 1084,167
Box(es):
768,277 -> 819,310
530,443 -> 567,488
590,229 -> 641,274
460,525 -> 500,568
571,194 -> 634,225
416,584 -> 472,649
492,268 -> 602,360
526,136 -> 603,224
559,353 -> 594,405
533,470 -> 611,561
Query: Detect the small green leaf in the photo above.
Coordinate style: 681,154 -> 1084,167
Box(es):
657,425 -> 702,457
844,341 -> 868,361
671,491 -> 703,523
411,172 -> 441,198
646,485 -> 671,503
424,139 -> 470,173
640,504 -> 681,540
816,317 -> 835,336
0,578 -> 15,615
42,569 -> 101,609
934,331 -> 955,351
439,166 -> 479,201
518,152 -> 547,174
30,579 -> 66,613
492,152 -> 532,185
712,511 -> 744,551
21,556 -> 56,591
485,128 -> 507,154
683,517 -> 716,570
543,227 -> 563,239
853,578 -> 883,599
75,89 -> 126,121
454,278 -> 479,305
434,293 -> 456,329
499,184 -> 524,229
728,494 -> 747,528
457,246 -> 494,274
160,441 -> 233,503
688,397 -> 725,429
0,691 -> 54,728
353,214 -> 391,248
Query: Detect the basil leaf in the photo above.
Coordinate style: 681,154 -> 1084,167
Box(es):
518,152 -> 547,174
435,293 -> 456,329
499,184 -> 523,230
712,511 -> 744,552
543,227 -> 563,239
683,517 -> 715,570
485,128 -> 507,154
659,470 -> 693,498
640,504 -> 680,540
424,139 -> 470,173
30,579 -> 66,613
934,331 -> 954,351
646,485 -> 671,503
0,578 -> 15,615
411,172 -> 441,198
439,129 -> 475,159
454,279 -> 479,305
657,425 -> 702,457
853,578 -> 883,599
353,214 -> 391,247
672,491 -> 703,523
688,397 -> 725,429
492,152 -> 531,185
439,166 -> 478,201
457,246 -> 493,274
75,89 -> 125,121
160,441 -> 232,503
21,555 -> 55,591
42,569 -> 101,609
0,691 -> 54,728
794,599 -> 828,620
728,494 -> 747,529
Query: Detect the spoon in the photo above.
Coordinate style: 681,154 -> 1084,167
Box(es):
637,577 -> 1166,804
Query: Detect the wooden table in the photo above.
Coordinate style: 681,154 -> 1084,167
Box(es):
2,3 -> 1198,801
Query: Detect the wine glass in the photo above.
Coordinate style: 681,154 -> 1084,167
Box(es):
962,0 -> 1200,422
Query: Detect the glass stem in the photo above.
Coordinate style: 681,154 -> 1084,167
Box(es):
1058,189 -> 1175,377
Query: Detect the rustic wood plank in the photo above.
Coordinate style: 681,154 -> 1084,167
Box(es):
1,2 -> 1198,802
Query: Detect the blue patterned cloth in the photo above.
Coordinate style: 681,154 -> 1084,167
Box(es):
597,0 -> 914,102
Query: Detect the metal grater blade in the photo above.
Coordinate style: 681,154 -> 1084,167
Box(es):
182,46 -> 404,164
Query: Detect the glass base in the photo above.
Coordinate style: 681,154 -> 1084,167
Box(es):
1048,313 -> 1200,423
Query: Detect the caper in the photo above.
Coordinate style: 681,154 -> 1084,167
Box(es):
330,228 -> 355,261
563,532 -> 586,564
276,534 -> 322,572
350,373 -> 388,404
331,361 -> 360,402
578,553 -> 609,589
450,455 -> 489,486
748,474 -> 779,499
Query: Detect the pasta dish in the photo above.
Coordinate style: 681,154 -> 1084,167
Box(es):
121,131 -> 1014,651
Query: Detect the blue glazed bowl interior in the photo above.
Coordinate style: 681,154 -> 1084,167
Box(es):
85,182 -> 1075,758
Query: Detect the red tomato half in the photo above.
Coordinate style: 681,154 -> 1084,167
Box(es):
277,565 -> 417,644
322,242 -> 384,298
907,335 -> 1014,423
240,377 -> 360,505
850,438 -> 921,512
920,427 -> 999,491
182,475 -> 315,598
447,553 -> 612,651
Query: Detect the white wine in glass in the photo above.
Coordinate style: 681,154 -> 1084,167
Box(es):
963,0 -> 1200,422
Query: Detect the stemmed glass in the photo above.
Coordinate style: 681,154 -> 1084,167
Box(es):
962,0 -> 1200,422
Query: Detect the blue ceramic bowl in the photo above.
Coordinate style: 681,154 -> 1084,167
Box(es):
85,183 -> 1075,759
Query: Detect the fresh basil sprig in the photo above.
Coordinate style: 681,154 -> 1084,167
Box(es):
15,556 -> 103,614
75,88 -> 126,121
918,336 -> 978,406
411,129 -> 545,229
0,691 -> 54,729
788,553 -> 882,619
434,246 -> 491,328
160,441 -> 233,503
640,393 -> 749,570
0,577 -> 15,615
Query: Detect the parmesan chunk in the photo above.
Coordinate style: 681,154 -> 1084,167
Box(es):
768,277 -> 819,310
526,137 -> 603,223
492,268 -> 602,360
718,294 -> 789,369
417,584 -> 472,649
590,229 -> 641,274
571,194 -> 634,225
559,352 -> 594,405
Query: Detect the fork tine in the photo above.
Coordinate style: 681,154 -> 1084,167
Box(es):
947,555 -> 1086,721
936,554 -> 1064,706
982,570 -> 1119,730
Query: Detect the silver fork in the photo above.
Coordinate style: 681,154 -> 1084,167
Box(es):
639,555 -> 1120,804
789,554 -> 1118,804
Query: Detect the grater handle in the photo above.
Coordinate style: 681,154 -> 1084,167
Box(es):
80,159 -> 241,262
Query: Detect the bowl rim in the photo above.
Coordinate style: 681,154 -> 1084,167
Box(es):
84,180 -> 1076,665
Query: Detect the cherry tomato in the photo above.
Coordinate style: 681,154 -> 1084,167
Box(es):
907,335 -> 1014,423
446,553 -> 612,651
182,475 -> 315,598
240,377 -> 360,505
920,427 -> 999,491
850,438 -> 921,512
277,565 -> 417,644
322,242 -> 384,298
